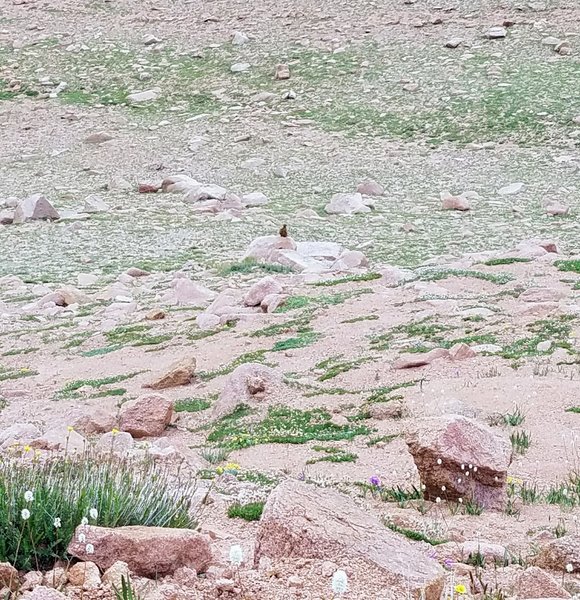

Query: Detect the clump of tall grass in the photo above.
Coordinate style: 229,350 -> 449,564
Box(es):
0,451 -> 198,571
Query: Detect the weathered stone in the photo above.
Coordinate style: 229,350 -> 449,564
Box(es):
325,193 -> 371,215
83,195 -> 110,213
74,409 -> 117,435
0,422 -> 41,449
101,561 -> 130,589
32,427 -> 87,453
127,89 -> 160,103
119,394 -> 173,437
393,348 -> 449,369
242,192 -> 269,207
254,480 -> 444,599
274,64 -> 290,80
516,566 -> 571,599
19,571 -> 42,592
166,278 -> 216,306
96,431 -> 134,455
67,561 -> 101,589
448,343 -> 477,361
243,235 -> 297,263
42,567 -> 67,588
161,175 -> 200,194
84,132 -> 114,144
244,276 -> 283,307
196,312 -> 221,330
21,586 -> 67,600
520,288 -> 566,303
441,192 -> 470,211
144,357 -> 196,391
406,415 -> 512,509
67,526 -> 213,577
213,363 -> 283,419
534,535 -> 580,572
13,194 -> 60,224
356,179 -> 384,196
498,182 -> 525,196
0,562 -> 19,591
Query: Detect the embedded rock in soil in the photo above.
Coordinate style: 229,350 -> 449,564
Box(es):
406,415 -> 511,509
67,526 -> 213,577
254,480 -> 444,600
244,276 -> 283,307
212,363 -> 283,419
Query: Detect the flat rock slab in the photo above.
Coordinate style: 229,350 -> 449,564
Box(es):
254,480 -> 444,599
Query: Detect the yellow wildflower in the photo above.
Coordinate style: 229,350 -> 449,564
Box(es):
225,462 -> 241,471
454,584 -> 466,595
23,445 -> 32,453
111,428 -> 120,436
67,425 -> 74,432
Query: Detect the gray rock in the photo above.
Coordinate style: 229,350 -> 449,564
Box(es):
127,89 -> 160,103
13,194 -> 60,224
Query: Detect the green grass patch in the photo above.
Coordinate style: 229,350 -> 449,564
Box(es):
0,367 -> 38,382
271,329 -> 321,352
317,356 -> 369,381
313,273 -> 382,286
556,260 -> 580,274
276,289 -> 373,313
251,312 -> 314,338
207,404 -> 371,449
366,434 -> 399,446
417,268 -> 514,285
341,314 -> 379,324
55,371 -> 144,400
565,407 -> 580,414
1,348 -> 39,357
386,521 -> 447,546
483,257 -> 532,266
197,350 -> 270,381
175,397 -> 213,413
227,501 -> 265,521
306,446 -> 358,464
218,258 -> 291,276
90,388 -> 126,399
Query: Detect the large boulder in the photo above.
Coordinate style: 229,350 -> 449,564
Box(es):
393,348 -> 449,369
67,561 -> 101,589
534,535 -> 580,572
119,394 -> 173,438
244,277 -> 283,307
406,415 -> 511,510
0,422 -> 41,449
254,480 -> 444,600
165,278 -> 216,306
0,562 -> 19,591
243,235 -> 297,263
516,566 -> 571,598
67,526 -> 213,577
212,363 -> 283,419
13,194 -> 60,224
21,587 -> 67,600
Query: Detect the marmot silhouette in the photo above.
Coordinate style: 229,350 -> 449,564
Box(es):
279,224 -> 288,238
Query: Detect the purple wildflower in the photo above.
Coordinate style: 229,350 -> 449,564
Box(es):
370,475 -> 381,487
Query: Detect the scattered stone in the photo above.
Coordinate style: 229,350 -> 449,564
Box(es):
537,340 -> 553,352
232,31 -> 249,45
231,62 -> 250,73
542,36 -> 561,46
138,183 -> 160,194
516,566 -> 571,599
325,192 -> 371,215
255,480 -> 444,599
74,409 -> 116,435
261,293 -> 286,313
119,393 -> 173,437
126,267 -> 150,277
166,277 -> 216,306
67,526 -> 213,577
196,312 -> 221,330
441,192 -> 471,211
161,175 -> 200,194
213,363 -> 283,419
83,195 -> 110,213
534,535 -> 580,571
498,182 -> 526,195
96,431 -> 134,455
519,287 -> 566,303
144,357 -> 196,391
242,192 -> 269,207
406,415 -> 512,509
127,89 -> 160,103
101,562 -> 131,589
393,348 -> 449,369
84,132 -> 114,144
448,343 -> 477,361
21,586 -> 67,600
145,309 -> 165,321
275,63 -> 291,80
32,427 -> 87,453
42,568 -> 67,588
244,276 -> 283,307
380,265 -> 416,286
445,38 -> 464,48
555,41 -> 572,55
331,250 -> 368,271
356,179 -> 384,196
243,235 -> 297,263
486,26 -> 507,39
77,273 -> 98,288
0,422 -> 41,449
142,34 -> 162,45
0,562 -> 19,591
13,194 -> 60,224
545,201 -> 569,216
184,184 -> 228,203
67,562 -> 101,589
20,571 -> 43,592
241,157 -> 266,170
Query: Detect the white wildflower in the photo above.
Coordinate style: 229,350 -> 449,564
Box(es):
21,508 -> 31,520
24,490 -> 34,503
332,570 -> 348,596
78,533 -> 86,543
436,458 -> 442,465
229,545 -> 243,566
85,543 -> 94,555
441,486 -> 446,492
566,563 -> 573,573
81,517 -> 88,526
89,508 -> 98,520
458,498 -> 463,504
435,497 -> 441,504
54,517 -> 62,528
